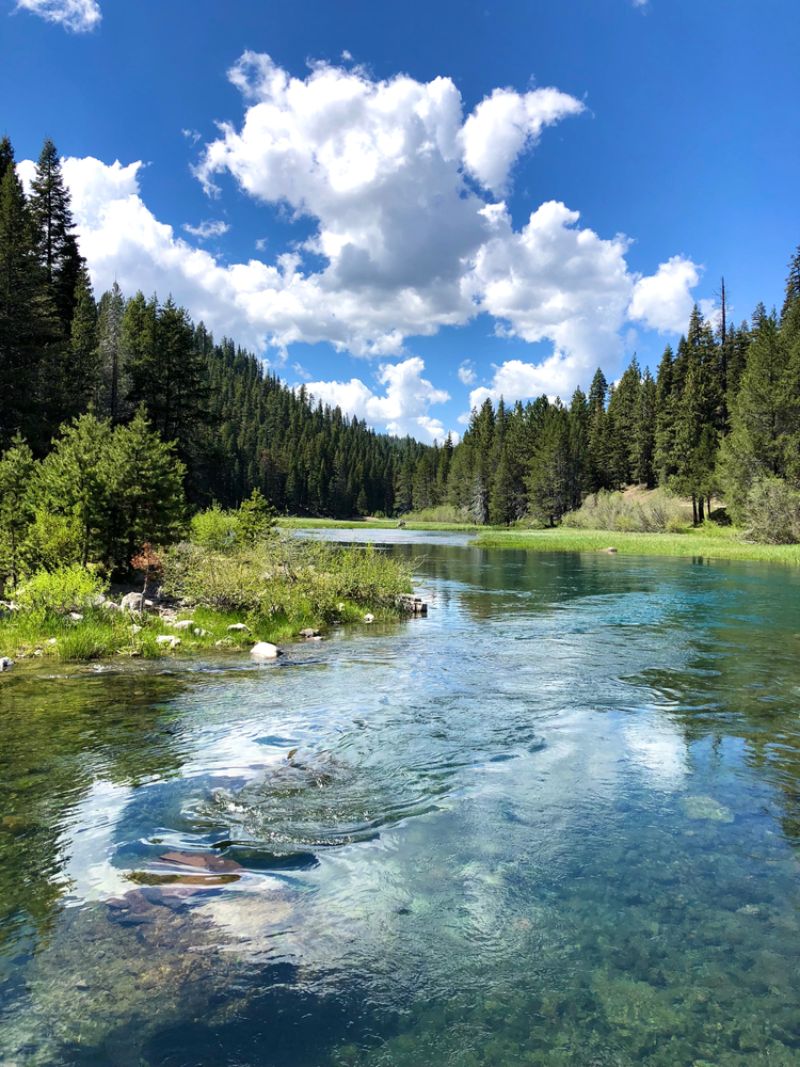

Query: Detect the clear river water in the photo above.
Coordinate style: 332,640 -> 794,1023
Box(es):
1,531 -> 800,1066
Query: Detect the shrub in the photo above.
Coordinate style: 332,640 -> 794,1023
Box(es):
403,504 -> 471,524
743,477 -> 800,544
21,509 -> 83,574
561,489 -> 689,533
190,505 -> 240,550
13,564 -> 107,615
162,536 -> 411,622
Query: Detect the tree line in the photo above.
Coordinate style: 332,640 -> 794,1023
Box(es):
418,255 -> 800,532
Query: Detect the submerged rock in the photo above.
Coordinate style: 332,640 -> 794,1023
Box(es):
158,850 -> 243,874
681,795 -> 734,823
251,641 -> 280,659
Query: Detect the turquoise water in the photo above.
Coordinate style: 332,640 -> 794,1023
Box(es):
1,533 -> 800,1065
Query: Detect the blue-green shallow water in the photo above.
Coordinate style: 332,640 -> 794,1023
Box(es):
2,533 -> 800,1066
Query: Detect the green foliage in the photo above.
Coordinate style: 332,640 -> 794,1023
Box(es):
0,435 -> 35,588
237,488 -> 277,545
13,564 -> 106,615
562,489 -> 689,533
162,537 -> 410,625
189,505 -> 241,550
21,508 -> 83,574
103,407 -> 187,571
34,412 -> 112,566
743,477 -> 800,544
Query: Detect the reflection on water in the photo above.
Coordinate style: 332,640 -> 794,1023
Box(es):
1,535 -> 800,1064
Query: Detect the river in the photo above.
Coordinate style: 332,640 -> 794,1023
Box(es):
1,531 -> 800,1065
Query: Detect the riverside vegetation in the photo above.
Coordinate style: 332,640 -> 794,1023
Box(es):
0,491 -> 411,663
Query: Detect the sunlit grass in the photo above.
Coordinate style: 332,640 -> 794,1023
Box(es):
475,523 -> 800,564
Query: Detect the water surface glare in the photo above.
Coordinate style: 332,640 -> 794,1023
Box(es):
2,532 -> 800,1065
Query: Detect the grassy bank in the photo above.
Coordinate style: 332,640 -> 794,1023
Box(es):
475,524 -> 800,565
279,516 -> 484,532
0,538 -> 413,665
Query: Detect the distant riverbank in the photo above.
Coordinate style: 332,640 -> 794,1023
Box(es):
282,517 -> 800,565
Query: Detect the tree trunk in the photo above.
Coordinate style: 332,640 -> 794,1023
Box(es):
692,495 -> 698,526
697,497 -> 705,524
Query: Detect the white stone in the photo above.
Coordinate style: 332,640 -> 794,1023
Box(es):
170,619 -> 195,630
120,592 -> 145,613
155,635 -> 181,649
363,613 -> 375,623
227,623 -> 250,633
250,641 -> 280,660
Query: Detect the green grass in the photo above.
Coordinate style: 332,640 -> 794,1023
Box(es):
475,523 -> 800,564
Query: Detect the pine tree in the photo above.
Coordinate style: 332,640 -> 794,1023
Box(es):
28,139 -> 83,331
527,403 -> 572,526
67,264 -> 98,419
654,346 -> 677,485
0,137 -> 14,186
96,281 -> 128,420
634,369 -> 657,487
34,413 -> 113,565
587,368 -> 610,490
606,356 -> 642,485
0,156 -> 59,450
0,435 -> 36,589
103,408 -> 186,572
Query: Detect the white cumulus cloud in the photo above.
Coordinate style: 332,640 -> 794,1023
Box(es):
15,0 -> 100,32
303,357 -> 453,442
628,254 -> 702,334
460,86 -> 584,194
14,53 -> 706,435
182,219 -> 230,240
457,360 -> 477,385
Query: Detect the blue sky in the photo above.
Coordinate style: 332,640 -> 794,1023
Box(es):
2,0 -> 799,440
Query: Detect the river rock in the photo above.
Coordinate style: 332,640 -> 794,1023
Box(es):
603,547 -> 618,554
298,628 -> 320,638
68,611 -> 84,622
681,795 -> 734,823
155,634 -> 181,649
120,592 -> 145,613
227,623 -> 250,633
193,627 -> 210,637
363,613 -> 375,623
251,641 -> 280,659
0,657 -> 14,671
170,619 -> 195,631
